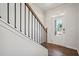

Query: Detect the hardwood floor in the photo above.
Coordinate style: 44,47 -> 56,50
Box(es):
41,43 -> 78,56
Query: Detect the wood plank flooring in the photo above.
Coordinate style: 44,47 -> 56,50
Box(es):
41,42 -> 78,56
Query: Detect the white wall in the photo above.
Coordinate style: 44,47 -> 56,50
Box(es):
0,19 -> 48,56
45,4 -> 78,49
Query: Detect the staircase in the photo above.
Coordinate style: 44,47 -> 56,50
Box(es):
0,3 -> 48,56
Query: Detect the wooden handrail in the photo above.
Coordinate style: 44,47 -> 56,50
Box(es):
25,3 -> 46,32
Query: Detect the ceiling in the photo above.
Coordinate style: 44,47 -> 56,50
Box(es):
32,3 -> 63,11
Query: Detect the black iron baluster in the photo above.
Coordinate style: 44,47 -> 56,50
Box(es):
28,9 -> 30,37
33,16 -> 34,41
7,3 -> 10,24
39,23 -> 41,43
40,25 -> 42,43
38,22 -> 40,43
37,20 -> 38,43
24,4 -> 26,35
31,13 -> 33,39
34,17 -> 36,41
0,16 -> 1,18
14,3 -> 16,28
20,3 -> 22,32
37,22 -> 39,43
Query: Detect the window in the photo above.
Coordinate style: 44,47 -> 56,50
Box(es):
55,16 -> 63,35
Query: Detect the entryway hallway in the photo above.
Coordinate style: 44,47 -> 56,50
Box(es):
42,43 -> 78,56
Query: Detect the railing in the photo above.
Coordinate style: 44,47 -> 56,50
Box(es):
0,3 -> 47,44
